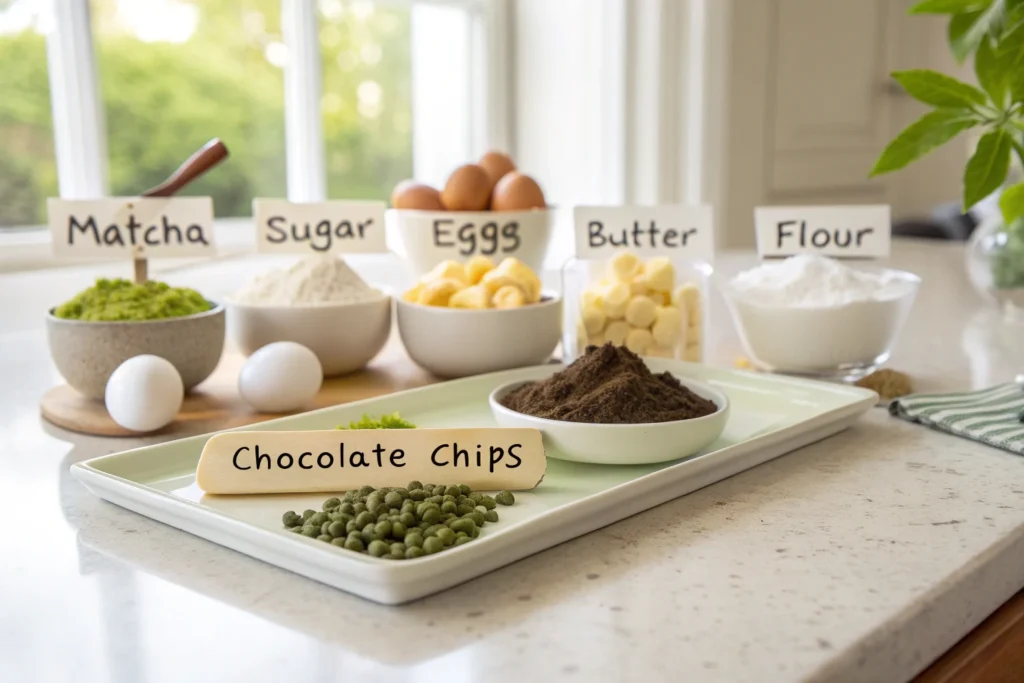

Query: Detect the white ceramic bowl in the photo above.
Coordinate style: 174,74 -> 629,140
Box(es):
488,375 -> 729,465
386,208 -> 553,274
723,269 -> 920,379
396,294 -> 562,378
226,296 -> 391,377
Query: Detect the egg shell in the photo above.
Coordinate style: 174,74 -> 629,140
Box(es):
105,355 -> 184,433
478,151 -> 517,186
239,342 -> 323,413
490,172 -> 546,211
391,181 -> 445,210
441,164 -> 493,211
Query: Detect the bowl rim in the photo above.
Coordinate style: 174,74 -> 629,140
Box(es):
47,301 -> 225,326
487,374 -> 729,429
386,207 -> 552,218
721,267 -> 921,310
224,291 -> 392,312
395,291 -> 562,315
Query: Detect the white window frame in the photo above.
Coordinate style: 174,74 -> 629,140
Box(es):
1,0 -> 511,270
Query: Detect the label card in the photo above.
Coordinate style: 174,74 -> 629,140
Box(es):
195,428 -> 546,495
48,197 -> 215,257
754,205 -> 891,258
253,199 -> 387,255
573,205 -> 714,261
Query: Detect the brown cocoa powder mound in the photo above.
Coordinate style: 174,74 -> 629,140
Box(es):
500,343 -> 718,424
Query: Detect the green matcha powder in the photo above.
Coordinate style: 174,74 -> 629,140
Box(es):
54,278 -> 212,322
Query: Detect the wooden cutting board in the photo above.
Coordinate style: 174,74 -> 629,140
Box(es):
40,337 -> 437,438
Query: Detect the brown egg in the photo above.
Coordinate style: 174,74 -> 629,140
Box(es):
391,181 -> 445,210
478,151 -> 516,186
491,172 -> 546,211
441,164 -> 492,211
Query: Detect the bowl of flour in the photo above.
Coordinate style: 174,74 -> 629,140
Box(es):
723,255 -> 919,379
227,256 -> 391,376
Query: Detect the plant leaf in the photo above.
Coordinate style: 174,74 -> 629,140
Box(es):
963,128 -> 1012,209
951,0 -> 1007,60
891,69 -> 988,108
974,38 -> 1008,106
911,0 -> 990,12
950,11 -> 984,59
871,110 -> 978,176
1000,181 -> 1024,223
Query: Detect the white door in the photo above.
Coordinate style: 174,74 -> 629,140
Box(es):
721,0 -> 970,247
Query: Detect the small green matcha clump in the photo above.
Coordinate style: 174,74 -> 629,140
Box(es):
54,278 -> 212,321
337,412 -> 416,430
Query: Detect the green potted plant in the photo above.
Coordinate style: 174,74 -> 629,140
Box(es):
871,0 -> 1024,317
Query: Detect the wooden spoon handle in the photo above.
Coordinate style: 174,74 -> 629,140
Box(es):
142,139 -> 229,198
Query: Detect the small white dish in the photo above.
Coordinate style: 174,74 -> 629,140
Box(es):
488,374 -> 730,465
386,207 -> 553,274
226,296 -> 391,377
722,269 -> 920,380
396,293 -> 561,378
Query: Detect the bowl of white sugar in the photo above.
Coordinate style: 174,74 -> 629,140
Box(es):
226,256 -> 391,376
723,255 -> 919,380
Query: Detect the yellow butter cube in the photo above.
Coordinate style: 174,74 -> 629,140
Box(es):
581,305 -> 607,336
625,327 -> 653,355
422,260 -> 468,285
646,345 -> 675,358
673,283 -> 701,310
402,283 -> 424,303
734,356 -> 753,370
641,257 -> 675,293
465,255 -> 495,285
449,285 -> 490,309
624,295 -> 657,328
481,271 -> 525,298
492,285 -> 527,309
687,303 -> 702,327
602,282 -> 631,319
604,320 -> 630,346
581,289 -> 604,312
417,278 -> 464,307
610,251 -> 642,282
682,344 -> 701,362
494,257 -> 542,303
628,276 -> 648,296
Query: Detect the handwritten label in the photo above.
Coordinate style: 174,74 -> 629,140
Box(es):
195,428 -> 546,495
573,205 -> 714,260
754,205 -> 891,258
253,199 -> 386,254
48,197 -> 214,258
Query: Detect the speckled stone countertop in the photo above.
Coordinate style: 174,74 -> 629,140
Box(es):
3,241 -> 1024,682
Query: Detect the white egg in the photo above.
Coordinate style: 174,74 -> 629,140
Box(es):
239,341 -> 323,413
105,355 -> 184,432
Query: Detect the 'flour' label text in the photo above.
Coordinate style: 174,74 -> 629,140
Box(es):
754,205 -> 891,258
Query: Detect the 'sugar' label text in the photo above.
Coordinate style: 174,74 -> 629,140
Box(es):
253,199 -> 387,254
573,205 -> 714,260
754,205 -> 891,258
48,197 -> 214,258
195,428 -> 547,494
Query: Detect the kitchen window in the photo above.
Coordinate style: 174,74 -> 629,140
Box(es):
0,0 -> 509,232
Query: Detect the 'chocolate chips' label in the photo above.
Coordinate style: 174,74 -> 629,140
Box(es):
196,428 -> 546,494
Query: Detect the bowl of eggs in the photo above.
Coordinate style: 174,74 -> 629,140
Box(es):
387,151 -> 552,275
396,256 -> 562,378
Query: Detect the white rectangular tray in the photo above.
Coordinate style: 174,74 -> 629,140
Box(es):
71,360 -> 876,605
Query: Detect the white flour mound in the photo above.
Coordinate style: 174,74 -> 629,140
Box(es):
231,256 -> 383,306
729,254 -> 912,308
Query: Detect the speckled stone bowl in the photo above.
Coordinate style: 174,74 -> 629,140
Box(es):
46,303 -> 225,399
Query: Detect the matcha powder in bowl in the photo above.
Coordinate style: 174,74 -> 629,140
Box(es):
54,278 -> 212,322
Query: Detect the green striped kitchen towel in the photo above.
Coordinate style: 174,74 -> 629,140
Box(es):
889,383 -> 1024,455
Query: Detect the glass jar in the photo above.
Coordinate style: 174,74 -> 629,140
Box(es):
562,252 -> 711,364
966,214 -> 1024,321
